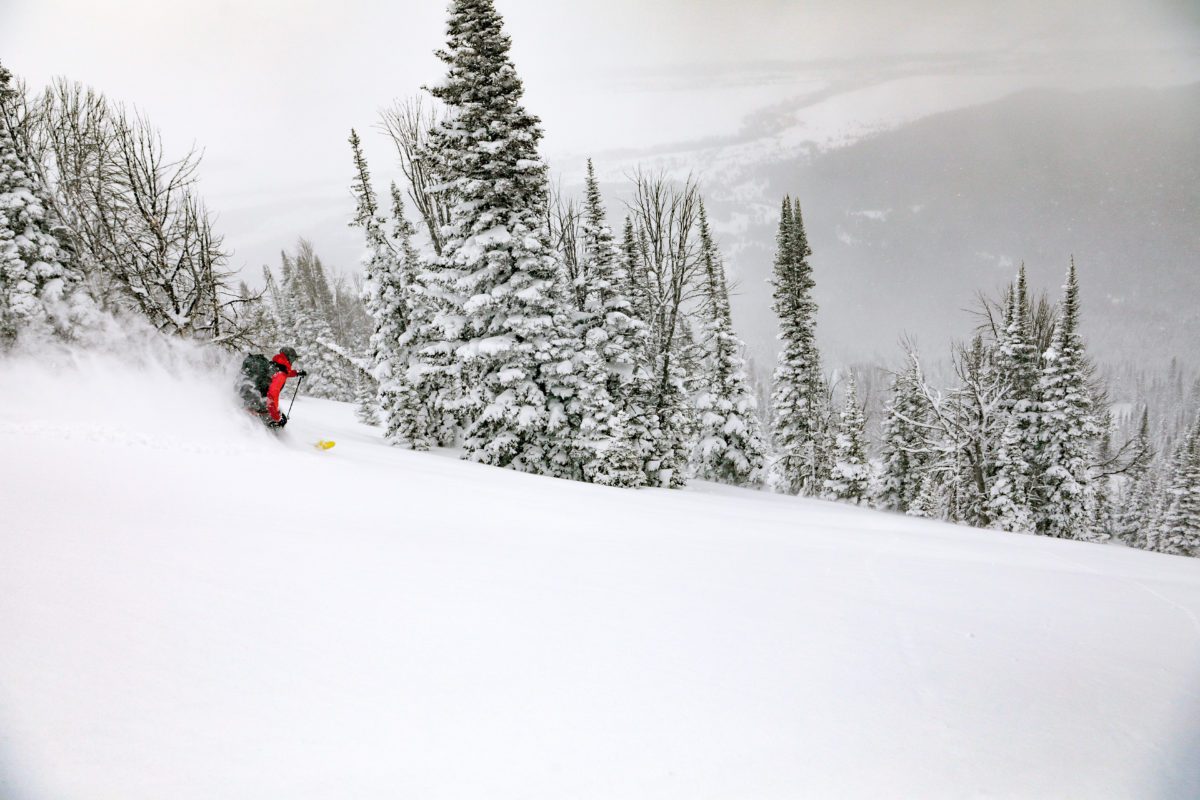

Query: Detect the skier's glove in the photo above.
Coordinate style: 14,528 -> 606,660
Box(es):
295,369 -> 308,377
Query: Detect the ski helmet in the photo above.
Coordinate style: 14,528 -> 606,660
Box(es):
280,346 -> 298,364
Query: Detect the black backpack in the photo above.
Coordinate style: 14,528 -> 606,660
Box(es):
240,353 -> 279,396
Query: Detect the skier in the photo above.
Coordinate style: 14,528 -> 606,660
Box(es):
239,346 -> 307,428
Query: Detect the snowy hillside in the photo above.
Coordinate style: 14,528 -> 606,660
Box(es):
3,352 -> 1200,799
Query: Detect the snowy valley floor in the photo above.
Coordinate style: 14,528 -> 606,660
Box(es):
2,353 -> 1200,799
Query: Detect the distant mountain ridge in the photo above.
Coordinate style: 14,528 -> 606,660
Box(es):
712,82 -> 1200,369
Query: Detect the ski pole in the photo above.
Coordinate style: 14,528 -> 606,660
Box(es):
286,374 -> 304,419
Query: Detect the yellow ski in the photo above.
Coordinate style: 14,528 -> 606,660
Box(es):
315,439 -> 336,450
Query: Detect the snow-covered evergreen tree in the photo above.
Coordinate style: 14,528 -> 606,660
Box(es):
300,272 -> 353,399
1157,415 -> 1200,557
987,415 -> 1035,533
423,0 -> 575,472
1125,469 -> 1163,550
908,472 -> 949,520
997,265 -> 1040,405
567,159 -> 656,486
875,355 -> 930,512
349,131 -> 425,435
534,257 -> 628,484
399,195 -> 464,448
1030,260 -> 1099,539
541,319 -> 644,486
989,277 -> 1041,531
823,375 -> 869,503
378,183 -> 452,446
347,129 -> 390,425
692,203 -> 767,486
268,244 -> 356,402
353,376 -> 379,425
259,265 -> 289,345
643,355 -> 696,488
0,63 -> 88,347
620,216 -> 653,328
768,196 -> 829,495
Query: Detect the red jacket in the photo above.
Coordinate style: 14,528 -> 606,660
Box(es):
266,352 -> 299,421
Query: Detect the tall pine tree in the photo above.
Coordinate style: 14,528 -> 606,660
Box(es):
348,129 -> 390,425
692,202 -> 768,486
282,243 -> 355,401
1030,259 -> 1099,539
823,374 -> 869,504
908,472 -> 950,520
997,264 -> 1039,405
875,355 -> 931,512
1157,415 -> 1200,557
994,270 -> 1041,529
424,0 -> 574,472
768,196 -> 829,495
350,130 -> 424,435
987,414 -> 1035,533
569,159 -> 655,486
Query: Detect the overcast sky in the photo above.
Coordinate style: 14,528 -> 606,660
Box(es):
2,0 -> 1197,276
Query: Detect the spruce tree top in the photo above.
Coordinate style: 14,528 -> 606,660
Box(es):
1016,263 -> 1030,328
426,0 -> 560,347
1042,258 -> 1089,395
771,197 -> 795,307
348,128 -> 379,224
699,202 -> 732,327
428,0 -> 548,233
1058,258 -> 1081,352
0,62 -> 14,105
581,158 -> 624,313
771,197 -> 816,322
584,159 -> 604,230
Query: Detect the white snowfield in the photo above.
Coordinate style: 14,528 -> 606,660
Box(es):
2,350 -> 1200,799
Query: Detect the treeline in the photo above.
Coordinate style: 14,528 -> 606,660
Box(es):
872,263 -> 1194,553
1,0 -> 1196,556
331,0 -> 1198,553
324,0 -> 770,490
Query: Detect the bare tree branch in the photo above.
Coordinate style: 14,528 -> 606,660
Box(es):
378,96 -> 450,254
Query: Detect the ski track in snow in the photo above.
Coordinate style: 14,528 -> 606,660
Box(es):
2,356 -> 1200,799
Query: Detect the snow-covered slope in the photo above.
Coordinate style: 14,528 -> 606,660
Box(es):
2,352 -> 1200,799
